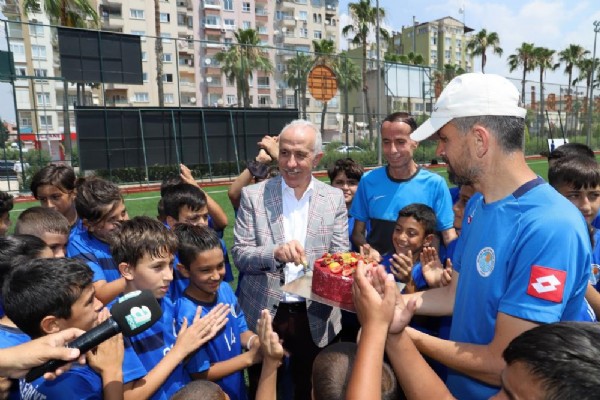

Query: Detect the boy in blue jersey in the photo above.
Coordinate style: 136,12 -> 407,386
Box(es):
173,224 -> 261,400
403,73 -> 591,399
111,216 -> 230,400
548,154 -> 600,319
3,258 -> 128,400
15,206 -> 70,258
67,177 -> 129,305
162,183 -> 234,301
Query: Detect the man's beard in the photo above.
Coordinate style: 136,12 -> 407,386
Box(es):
445,156 -> 476,186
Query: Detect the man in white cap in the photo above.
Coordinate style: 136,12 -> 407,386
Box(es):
402,73 -> 591,399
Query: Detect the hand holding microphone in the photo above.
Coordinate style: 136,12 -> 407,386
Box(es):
25,290 -> 162,382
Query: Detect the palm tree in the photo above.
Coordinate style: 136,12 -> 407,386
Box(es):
23,0 -> 98,27
313,39 -> 336,134
532,47 -> 559,136
216,29 -> 273,108
442,63 -> 465,83
286,52 -> 313,119
342,0 -> 389,143
332,51 -> 362,139
154,0 -> 164,107
559,44 -> 589,96
466,29 -> 503,73
398,52 -> 425,65
574,57 -> 600,118
508,42 -> 536,105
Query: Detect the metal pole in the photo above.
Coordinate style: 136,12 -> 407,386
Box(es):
376,0 -> 382,165
587,20 -> 600,147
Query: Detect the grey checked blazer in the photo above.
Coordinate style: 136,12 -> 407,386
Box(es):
232,175 -> 349,347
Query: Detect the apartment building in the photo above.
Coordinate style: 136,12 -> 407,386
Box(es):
393,16 -> 474,72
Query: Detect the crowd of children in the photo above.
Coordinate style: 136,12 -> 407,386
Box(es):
0,124 -> 600,399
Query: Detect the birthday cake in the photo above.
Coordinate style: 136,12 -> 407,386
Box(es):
312,252 -> 364,305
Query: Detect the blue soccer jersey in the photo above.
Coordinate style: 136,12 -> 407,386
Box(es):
67,223 -> 120,284
0,324 -> 30,400
350,166 -> 454,254
175,284 -> 249,400
447,179 -> 591,399
119,296 -> 200,400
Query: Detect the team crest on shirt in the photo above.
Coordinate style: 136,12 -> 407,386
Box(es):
476,247 -> 495,277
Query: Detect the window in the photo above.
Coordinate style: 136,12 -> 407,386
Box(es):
204,15 -> 219,26
39,115 -> 53,129
142,51 -> 148,61
30,24 -> 44,37
242,21 -> 251,29
161,33 -> 172,43
142,72 -> 148,82
258,95 -> 270,105
9,43 -> 25,55
134,92 -> 149,102
314,30 -> 322,39
131,30 -> 146,41
37,92 -> 51,106
299,28 -> 308,38
34,69 -> 47,77
242,2 -> 250,12
224,19 -> 235,28
257,76 -> 270,87
299,11 -> 307,21
445,50 -> 450,59
160,13 -> 170,23
286,96 -> 295,106
163,73 -> 174,82
276,11 -> 283,20
223,0 -> 233,10
31,45 -> 46,59
226,95 -> 236,105
130,9 -> 144,19
164,93 -> 174,103
20,116 -> 32,128
15,67 -> 26,76
431,36 -> 436,46
163,53 -> 172,62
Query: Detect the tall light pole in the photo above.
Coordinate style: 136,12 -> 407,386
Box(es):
376,0 -> 382,164
587,20 -> 600,147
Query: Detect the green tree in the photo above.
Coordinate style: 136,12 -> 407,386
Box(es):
466,29 -> 503,74
216,29 -> 273,108
342,0 -> 389,143
313,39 -> 336,134
0,122 -> 8,148
508,42 -> 536,104
559,44 -> 589,96
332,52 -> 362,140
23,0 -> 98,27
285,52 -> 313,119
398,52 -> 425,65
532,47 -> 559,136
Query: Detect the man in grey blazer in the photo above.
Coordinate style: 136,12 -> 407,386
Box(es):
233,119 -> 349,399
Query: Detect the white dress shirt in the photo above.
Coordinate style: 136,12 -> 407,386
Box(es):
281,178 -> 313,302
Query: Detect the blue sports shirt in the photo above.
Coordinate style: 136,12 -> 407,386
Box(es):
67,222 -> 120,284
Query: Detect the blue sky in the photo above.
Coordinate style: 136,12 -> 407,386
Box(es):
338,0 -> 600,85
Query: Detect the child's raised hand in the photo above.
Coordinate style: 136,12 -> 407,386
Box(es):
179,164 -> 199,188
257,310 -> 284,364
360,244 -> 382,263
175,304 -> 230,357
390,251 -> 413,283
440,258 -> 453,287
420,247 -> 444,288
352,261 -> 396,330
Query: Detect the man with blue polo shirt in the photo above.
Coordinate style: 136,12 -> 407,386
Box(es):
350,112 -> 456,260
402,73 -> 590,399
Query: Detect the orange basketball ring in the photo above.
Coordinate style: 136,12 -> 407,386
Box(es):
307,64 -> 338,103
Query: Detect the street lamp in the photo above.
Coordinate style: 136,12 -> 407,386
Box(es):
587,20 -> 600,147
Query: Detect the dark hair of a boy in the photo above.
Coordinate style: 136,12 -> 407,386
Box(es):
15,206 -> 70,236
110,216 -> 177,266
548,156 -> 600,191
174,224 -> 221,268
327,158 -> 364,183
0,191 -> 13,215
160,173 -> 185,197
30,164 -> 76,198
171,380 -> 227,400
0,234 -> 49,298
2,258 -> 93,338
312,342 -> 398,400
161,183 -> 207,220
398,203 -> 437,236
547,142 -> 595,166
75,177 -> 123,224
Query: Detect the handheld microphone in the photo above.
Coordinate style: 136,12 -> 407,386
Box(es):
25,290 -> 162,382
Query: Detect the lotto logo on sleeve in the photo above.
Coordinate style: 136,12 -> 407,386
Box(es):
526,265 -> 566,303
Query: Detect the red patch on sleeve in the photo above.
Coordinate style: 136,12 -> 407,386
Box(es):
526,265 -> 566,303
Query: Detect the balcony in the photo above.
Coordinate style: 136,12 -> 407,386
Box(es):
282,16 -> 296,27
177,0 -> 192,10
203,0 -> 221,10
101,15 -> 124,31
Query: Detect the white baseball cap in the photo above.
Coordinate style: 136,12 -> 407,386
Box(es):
410,73 -> 527,142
